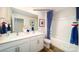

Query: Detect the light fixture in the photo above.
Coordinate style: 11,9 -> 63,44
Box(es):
33,9 -> 51,11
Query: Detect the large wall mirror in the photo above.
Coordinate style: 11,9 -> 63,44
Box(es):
0,7 -> 38,33
11,8 -> 38,33
12,18 -> 24,32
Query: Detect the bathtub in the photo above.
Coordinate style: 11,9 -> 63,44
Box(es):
51,37 -> 78,52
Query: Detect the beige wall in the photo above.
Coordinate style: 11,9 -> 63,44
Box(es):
0,7 -> 12,24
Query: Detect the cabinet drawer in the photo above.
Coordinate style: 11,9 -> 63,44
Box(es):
0,46 -> 17,52
0,38 -> 28,51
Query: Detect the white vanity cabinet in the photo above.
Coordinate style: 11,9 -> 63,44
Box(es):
0,38 -> 30,52
0,33 -> 44,52
30,35 -> 44,52
1,42 -> 30,52
37,37 -> 44,51
30,38 -> 39,52
18,41 -> 30,52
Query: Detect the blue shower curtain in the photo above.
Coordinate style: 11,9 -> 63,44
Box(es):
47,10 -> 53,39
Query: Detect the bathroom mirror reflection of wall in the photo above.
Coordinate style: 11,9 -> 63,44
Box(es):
13,18 -> 24,32
11,8 -> 38,33
30,18 -> 38,31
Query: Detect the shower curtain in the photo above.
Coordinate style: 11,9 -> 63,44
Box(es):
47,10 -> 53,39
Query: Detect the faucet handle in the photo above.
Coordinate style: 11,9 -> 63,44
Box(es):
16,32 -> 19,36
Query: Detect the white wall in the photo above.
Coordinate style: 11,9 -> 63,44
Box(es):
51,7 -> 76,42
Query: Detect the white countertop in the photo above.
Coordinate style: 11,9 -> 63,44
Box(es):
0,31 -> 44,45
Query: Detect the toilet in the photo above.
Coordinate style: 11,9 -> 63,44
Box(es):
44,39 -> 51,49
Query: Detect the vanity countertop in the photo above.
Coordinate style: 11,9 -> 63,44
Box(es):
0,31 -> 44,45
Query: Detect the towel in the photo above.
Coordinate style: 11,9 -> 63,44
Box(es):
1,22 -> 7,34
70,26 -> 78,45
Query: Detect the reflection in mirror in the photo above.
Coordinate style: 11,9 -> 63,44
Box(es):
12,18 -> 24,32
11,8 -> 38,33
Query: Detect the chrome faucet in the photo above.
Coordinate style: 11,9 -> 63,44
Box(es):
16,32 -> 19,36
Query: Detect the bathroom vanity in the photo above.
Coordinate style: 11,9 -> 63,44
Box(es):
0,32 -> 44,52
0,8 -> 44,52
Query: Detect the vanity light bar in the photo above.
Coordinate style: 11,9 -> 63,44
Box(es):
33,9 -> 51,11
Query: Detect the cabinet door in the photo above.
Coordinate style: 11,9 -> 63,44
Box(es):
30,35 -> 44,52
1,47 -> 17,52
30,39 -> 38,52
19,41 -> 30,52
37,37 -> 44,51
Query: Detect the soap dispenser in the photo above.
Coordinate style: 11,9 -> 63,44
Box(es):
31,21 -> 34,31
